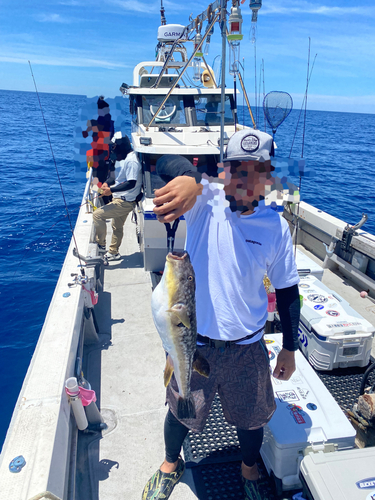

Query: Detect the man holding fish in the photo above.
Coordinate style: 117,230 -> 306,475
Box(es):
143,129 -> 300,500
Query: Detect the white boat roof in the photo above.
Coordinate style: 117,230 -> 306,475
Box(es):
128,87 -> 237,96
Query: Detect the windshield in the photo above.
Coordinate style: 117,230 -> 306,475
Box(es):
141,95 -> 186,126
140,93 -> 234,127
194,95 -> 234,126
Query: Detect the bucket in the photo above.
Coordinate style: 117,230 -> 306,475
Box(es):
267,292 -> 276,312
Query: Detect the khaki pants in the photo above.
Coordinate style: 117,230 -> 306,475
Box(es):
93,198 -> 135,254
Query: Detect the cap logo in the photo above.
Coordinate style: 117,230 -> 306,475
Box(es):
241,134 -> 260,153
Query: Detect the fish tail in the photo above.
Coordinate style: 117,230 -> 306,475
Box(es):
177,394 -> 196,419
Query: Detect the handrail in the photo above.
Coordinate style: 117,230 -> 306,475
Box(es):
146,12 -> 220,130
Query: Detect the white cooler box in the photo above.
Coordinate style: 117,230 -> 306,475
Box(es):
298,275 -> 375,370
300,447 -> 375,500
261,333 -> 356,492
295,248 -> 324,281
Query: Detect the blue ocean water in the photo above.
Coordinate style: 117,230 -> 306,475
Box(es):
0,89 -> 374,449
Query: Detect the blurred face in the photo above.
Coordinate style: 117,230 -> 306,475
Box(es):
219,159 -> 274,214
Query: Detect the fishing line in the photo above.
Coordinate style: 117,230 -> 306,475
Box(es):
302,37 -> 311,159
242,57 -> 245,126
11,191 -> 102,279
292,40 -> 315,257
254,37 -> 257,127
28,61 -> 85,272
289,51 -> 317,158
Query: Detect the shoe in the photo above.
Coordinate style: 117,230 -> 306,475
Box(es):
97,244 -> 106,252
242,475 -> 270,500
104,252 -> 121,261
142,457 -> 185,500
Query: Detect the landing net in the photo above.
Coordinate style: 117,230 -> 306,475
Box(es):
263,91 -> 293,134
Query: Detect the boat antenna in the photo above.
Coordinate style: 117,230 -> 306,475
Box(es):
28,61 -> 85,275
160,0 -> 167,25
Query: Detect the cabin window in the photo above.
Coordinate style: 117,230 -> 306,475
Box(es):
140,153 -> 220,198
141,95 -> 187,126
194,95 -> 234,126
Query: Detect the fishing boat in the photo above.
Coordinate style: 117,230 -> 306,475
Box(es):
1,1 -> 375,499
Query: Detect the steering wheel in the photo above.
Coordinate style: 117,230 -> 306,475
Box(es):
150,99 -> 176,122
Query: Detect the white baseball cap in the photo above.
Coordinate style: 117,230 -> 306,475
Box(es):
224,129 -> 274,162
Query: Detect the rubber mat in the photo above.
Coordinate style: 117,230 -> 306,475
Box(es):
183,395 -> 242,467
316,364 -> 370,411
191,460 -> 276,500
190,459 -> 301,500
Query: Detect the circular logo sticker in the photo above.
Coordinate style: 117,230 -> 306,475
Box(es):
268,350 -> 275,361
241,134 -> 260,153
366,492 -> 375,500
299,284 -> 310,288
307,294 -> 328,304
314,305 -> 324,310
306,403 -> 318,411
326,310 -> 340,317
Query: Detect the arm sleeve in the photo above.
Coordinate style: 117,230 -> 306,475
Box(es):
275,284 -> 300,351
156,155 -> 202,183
110,179 -> 136,193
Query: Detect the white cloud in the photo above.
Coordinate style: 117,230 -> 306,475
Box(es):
37,13 -> 72,23
0,46 -> 129,69
241,1 -> 374,17
107,0 -> 195,14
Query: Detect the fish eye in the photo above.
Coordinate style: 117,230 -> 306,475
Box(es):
187,275 -> 193,281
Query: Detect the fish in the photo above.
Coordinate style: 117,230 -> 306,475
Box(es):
151,251 -> 210,419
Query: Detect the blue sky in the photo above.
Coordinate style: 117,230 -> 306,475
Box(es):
1,0 -> 375,113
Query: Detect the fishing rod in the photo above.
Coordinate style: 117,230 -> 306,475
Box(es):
291,39 -> 316,256
28,61 -> 85,274
289,46 -> 317,157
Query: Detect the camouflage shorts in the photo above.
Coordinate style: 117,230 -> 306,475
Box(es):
166,338 -> 276,432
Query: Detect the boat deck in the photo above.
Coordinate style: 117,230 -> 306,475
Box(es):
77,216 -> 375,500
78,216 -> 198,499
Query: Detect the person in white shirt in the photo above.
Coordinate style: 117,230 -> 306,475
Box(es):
93,135 -> 142,260
142,129 -> 300,500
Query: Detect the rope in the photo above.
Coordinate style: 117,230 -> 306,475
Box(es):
28,491 -> 62,500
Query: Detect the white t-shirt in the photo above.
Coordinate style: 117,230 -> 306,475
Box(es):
184,181 -> 299,343
112,151 -> 142,201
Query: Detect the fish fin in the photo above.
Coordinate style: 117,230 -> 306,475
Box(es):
166,303 -> 191,329
164,355 -> 174,388
192,350 -> 210,378
177,395 -> 196,419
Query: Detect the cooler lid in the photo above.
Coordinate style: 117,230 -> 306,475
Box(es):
301,447 -> 375,500
299,275 -> 374,337
295,248 -> 324,278
264,334 -> 356,450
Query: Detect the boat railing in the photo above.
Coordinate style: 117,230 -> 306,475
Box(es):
0,182 -> 101,499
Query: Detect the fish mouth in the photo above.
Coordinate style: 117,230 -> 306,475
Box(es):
167,251 -> 187,261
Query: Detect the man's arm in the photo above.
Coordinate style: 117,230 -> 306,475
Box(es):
100,180 -> 136,197
272,284 -> 300,381
153,177 -> 203,222
153,155 -> 203,222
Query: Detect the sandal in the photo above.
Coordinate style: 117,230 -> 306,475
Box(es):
242,475 -> 270,500
142,456 -> 185,499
